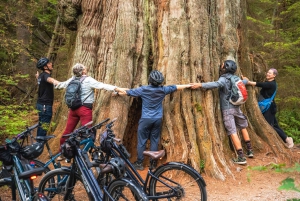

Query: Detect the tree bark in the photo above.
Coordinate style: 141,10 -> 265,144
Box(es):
56,0 -> 294,180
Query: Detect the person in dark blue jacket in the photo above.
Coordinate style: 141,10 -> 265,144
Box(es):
119,70 -> 191,170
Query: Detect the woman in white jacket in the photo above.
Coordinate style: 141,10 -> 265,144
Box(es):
55,63 -> 125,160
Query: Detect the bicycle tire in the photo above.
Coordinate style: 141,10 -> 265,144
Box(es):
38,168 -> 89,201
105,178 -> 148,201
149,163 -> 207,201
32,159 -> 51,191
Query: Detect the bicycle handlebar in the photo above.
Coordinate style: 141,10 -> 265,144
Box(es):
101,119 -> 132,158
3,123 -> 39,148
16,123 -> 39,140
63,118 -> 110,138
86,118 -> 110,133
62,121 -> 93,138
106,118 -> 117,129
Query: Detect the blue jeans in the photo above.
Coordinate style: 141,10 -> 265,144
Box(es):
137,118 -> 162,162
36,103 -> 52,136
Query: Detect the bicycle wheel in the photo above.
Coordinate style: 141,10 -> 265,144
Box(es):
105,178 -> 148,201
32,159 -> 51,190
149,163 -> 207,201
38,168 -> 89,201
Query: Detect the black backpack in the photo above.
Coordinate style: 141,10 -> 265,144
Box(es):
65,76 -> 89,110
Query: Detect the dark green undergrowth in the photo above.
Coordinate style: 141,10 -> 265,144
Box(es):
0,74 -> 36,139
277,109 -> 300,144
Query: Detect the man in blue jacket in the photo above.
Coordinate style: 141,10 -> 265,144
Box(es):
119,70 -> 191,170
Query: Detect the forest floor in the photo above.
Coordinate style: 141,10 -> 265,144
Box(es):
200,145 -> 300,201
0,138 -> 299,201
128,143 -> 300,201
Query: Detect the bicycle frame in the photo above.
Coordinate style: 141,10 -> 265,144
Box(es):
0,124 -> 49,201
0,150 -> 48,201
102,131 -> 207,200
65,147 -> 104,200
76,136 -> 148,201
59,120 -> 110,200
41,118 -> 147,201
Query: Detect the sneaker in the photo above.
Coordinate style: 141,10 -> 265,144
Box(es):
286,137 -> 294,149
57,155 -> 66,161
133,161 -> 144,170
232,157 -> 247,165
246,150 -> 254,158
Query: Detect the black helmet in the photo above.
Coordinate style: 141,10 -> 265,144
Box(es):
36,58 -> 50,70
61,141 -> 76,159
109,157 -> 126,178
100,131 -> 112,153
148,70 -> 164,86
0,149 -> 13,166
20,142 -> 44,160
224,60 -> 237,74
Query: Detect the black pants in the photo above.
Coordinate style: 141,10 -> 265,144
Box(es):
263,105 -> 287,143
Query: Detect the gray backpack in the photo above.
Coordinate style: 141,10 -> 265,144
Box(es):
65,76 -> 88,110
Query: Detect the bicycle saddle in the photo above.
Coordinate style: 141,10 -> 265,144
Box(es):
143,150 -> 165,160
36,135 -> 55,142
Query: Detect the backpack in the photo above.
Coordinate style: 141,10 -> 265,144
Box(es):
258,88 -> 277,113
228,75 -> 248,105
65,76 -> 88,110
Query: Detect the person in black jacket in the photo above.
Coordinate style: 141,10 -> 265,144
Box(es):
243,68 -> 294,148
36,58 -> 60,137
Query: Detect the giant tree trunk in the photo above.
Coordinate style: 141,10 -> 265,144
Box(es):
56,0 -> 294,180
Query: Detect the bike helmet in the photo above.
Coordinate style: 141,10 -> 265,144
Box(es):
36,58 -> 50,70
109,157 -> 126,178
61,141 -> 76,159
20,142 -> 44,160
0,149 -> 13,166
224,60 -> 237,74
100,131 -> 112,153
148,70 -> 164,86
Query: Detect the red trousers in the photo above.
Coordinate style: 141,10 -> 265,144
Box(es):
60,106 -> 92,148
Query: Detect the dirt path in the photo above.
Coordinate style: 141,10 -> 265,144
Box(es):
202,147 -> 300,201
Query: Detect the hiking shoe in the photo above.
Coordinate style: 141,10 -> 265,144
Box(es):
286,137 -> 294,149
57,155 -> 66,161
133,161 -> 144,170
232,157 -> 247,165
246,150 -> 254,158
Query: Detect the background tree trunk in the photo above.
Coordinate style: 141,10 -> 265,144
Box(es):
55,0 -> 294,180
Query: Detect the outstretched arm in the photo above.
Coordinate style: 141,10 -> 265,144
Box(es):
47,77 -> 60,86
36,71 -> 60,86
176,84 -> 192,90
114,87 -> 129,95
189,83 -> 202,89
242,76 -> 256,86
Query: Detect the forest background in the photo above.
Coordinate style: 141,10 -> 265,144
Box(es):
0,0 -> 299,176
